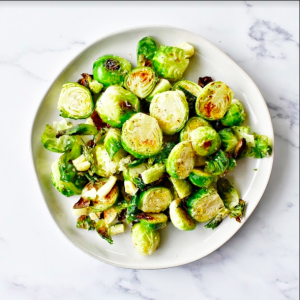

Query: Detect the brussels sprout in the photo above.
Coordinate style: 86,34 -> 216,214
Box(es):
187,187 -> 225,222
195,81 -> 234,120
217,178 -> 239,210
121,113 -> 163,158
56,124 -> 98,137
93,54 -> 131,87
188,168 -> 216,188
138,213 -> 168,230
76,215 -> 95,230
172,80 -> 202,112
247,133 -> 272,158
204,150 -> 229,176
92,144 -> 127,177
131,223 -> 160,256
153,46 -> 189,81
221,99 -> 246,126
137,36 -> 157,67
41,119 -> 76,153
218,128 -> 239,153
152,142 -> 176,164
232,126 -> 255,149
57,83 -> 94,119
204,208 -> 230,230
228,156 -> 237,172
124,67 -> 157,99
51,160 -> 82,197
126,193 -> 140,223
150,91 -> 189,135
194,155 -> 206,167
141,163 -> 166,184
166,141 -> 195,179
95,219 -> 113,244
190,126 -> 221,156
146,79 -> 172,102
138,187 -> 173,213
169,177 -> 193,199
104,128 -> 122,159
180,116 -> 211,142
77,73 -> 103,94
176,42 -> 195,58
230,199 -> 246,222
169,199 -> 197,231
123,162 -> 148,182
96,85 -> 140,128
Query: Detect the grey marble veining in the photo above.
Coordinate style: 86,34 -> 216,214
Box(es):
0,2 -> 298,300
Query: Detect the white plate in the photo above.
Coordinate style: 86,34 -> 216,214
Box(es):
31,26 -> 274,269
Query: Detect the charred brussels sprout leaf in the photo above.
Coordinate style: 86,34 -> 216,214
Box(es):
217,178 -> 239,210
153,46 -> 189,81
230,199 -> 246,222
104,128 -> 122,159
41,119 -> 76,153
198,76 -> 213,88
93,55 -> 131,87
221,99 -> 246,126
77,73 -> 103,94
76,215 -> 95,230
57,83 -> 94,119
124,67 -> 157,98
126,193 -> 140,223
218,128 -> 239,153
204,208 -> 230,230
96,85 -> 140,128
137,37 -> 157,67
204,150 -> 229,176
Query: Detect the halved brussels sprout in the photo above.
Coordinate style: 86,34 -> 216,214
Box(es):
221,99 -> 246,126
169,177 -> 193,199
95,219 -> 113,244
218,128 -> 239,153
150,91 -> 189,135
104,128 -> 122,159
166,141 -> 195,179
188,168 -> 216,188
124,67 -> 157,99
131,223 -> 160,256
169,199 -> 197,231
92,144 -> 127,177
195,81 -> 234,120
121,113 -> 163,158
146,79 -> 172,102
247,133 -> 273,159
57,83 -> 94,119
137,36 -> 157,67
153,46 -> 189,81
187,187 -> 225,222
96,85 -> 140,128
194,155 -> 206,167
138,186 -> 173,213
172,80 -> 202,112
204,150 -> 229,176
205,208 -> 230,230
190,126 -> 221,156
141,163 -> 166,185
138,213 -> 168,230
217,178 -> 239,210
93,54 -> 131,87
41,119 -> 76,153
180,117 -> 211,142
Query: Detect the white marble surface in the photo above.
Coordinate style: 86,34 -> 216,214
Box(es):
0,1 -> 298,299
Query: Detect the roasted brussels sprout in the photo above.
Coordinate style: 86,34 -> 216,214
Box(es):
57,83 -> 94,119
41,119 -> 76,153
172,80 -> 202,112
169,198 -> 197,231
188,168 -> 216,188
204,150 -> 229,176
187,187 -> 225,222
131,223 -> 160,256
247,133 -> 272,158
123,162 -> 148,190
56,124 -> 98,137
104,128 -> 122,159
77,73 -> 103,94
138,213 -> 168,230
195,81 -> 234,120
141,163 -> 165,184
194,155 -> 206,167
204,208 -> 230,230
137,36 -> 157,67
95,219 -> 113,244
190,126 -> 221,156
96,85 -> 140,128
217,178 -> 239,210
93,54 -> 131,87
218,128 -> 239,153
169,177 -> 193,199
138,186 -> 173,213
150,90 -> 189,135
146,79 -> 172,102
153,46 -> 189,81
228,156 -> 237,172
221,99 -> 246,126
230,199 -> 246,222
121,113 -> 163,158
180,116 -> 211,142
124,67 -> 157,99
166,141 -> 195,179
232,126 -> 255,149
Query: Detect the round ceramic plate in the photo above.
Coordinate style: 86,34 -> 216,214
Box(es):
31,26 -> 274,269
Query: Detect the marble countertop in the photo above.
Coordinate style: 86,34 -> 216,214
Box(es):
0,2 -> 298,299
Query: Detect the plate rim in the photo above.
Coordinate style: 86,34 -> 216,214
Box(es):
30,25 -> 275,270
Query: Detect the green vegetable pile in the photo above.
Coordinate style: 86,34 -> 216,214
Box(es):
41,37 -> 272,256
